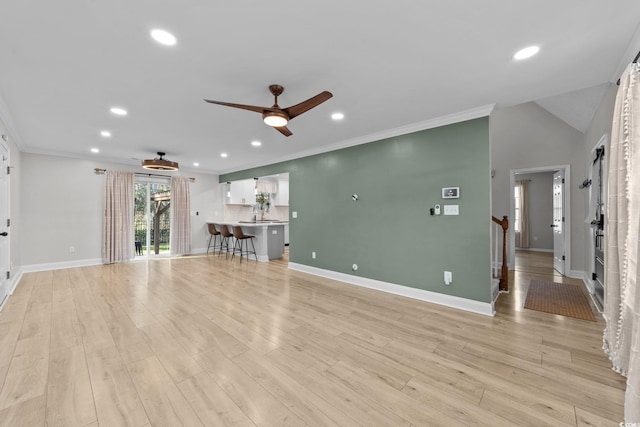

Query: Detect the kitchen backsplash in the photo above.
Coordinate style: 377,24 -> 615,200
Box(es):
224,204 -> 289,221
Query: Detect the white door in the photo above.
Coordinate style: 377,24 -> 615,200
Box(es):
552,170 -> 565,275
0,140 -> 10,307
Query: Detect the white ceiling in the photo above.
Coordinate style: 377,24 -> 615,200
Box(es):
534,83 -> 610,133
0,1 -> 639,175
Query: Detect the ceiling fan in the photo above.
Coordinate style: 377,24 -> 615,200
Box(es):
204,84 -> 332,136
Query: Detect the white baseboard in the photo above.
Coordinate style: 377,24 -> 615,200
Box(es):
22,258 -> 103,273
9,267 -> 24,294
568,269 -> 598,298
1,267 -> 25,312
288,263 -> 495,317
491,278 -> 500,303
568,269 -> 585,280
516,248 -> 553,253
568,269 -> 589,292
581,271 -> 595,294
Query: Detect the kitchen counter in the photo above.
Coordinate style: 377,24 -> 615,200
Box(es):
237,220 -> 288,224
207,221 -> 287,261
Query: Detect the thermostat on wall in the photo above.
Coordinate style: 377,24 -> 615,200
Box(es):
442,187 -> 460,199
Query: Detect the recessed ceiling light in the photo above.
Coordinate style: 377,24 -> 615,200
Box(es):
251,140 -> 262,147
151,29 -> 177,46
110,107 -> 128,116
513,46 -> 540,60
91,148 -> 100,153
331,112 -> 345,120
100,130 -> 111,137
193,162 -> 199,167
220,153 -> 228,158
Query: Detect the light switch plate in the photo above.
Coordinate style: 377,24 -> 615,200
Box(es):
292,211 -> 298,218
444,205 -> 459,215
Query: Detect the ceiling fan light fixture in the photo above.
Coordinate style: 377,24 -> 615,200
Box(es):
141,151 -> 179,171
263,112 -> 288,127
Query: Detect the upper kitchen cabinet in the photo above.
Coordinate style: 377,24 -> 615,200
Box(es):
229,179 -> 256,205
227,173 -> 289,205
275,176 -> 289,206
256,179 -> 277,194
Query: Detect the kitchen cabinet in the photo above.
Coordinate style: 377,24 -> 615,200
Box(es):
274,177 -> 289,206
256,179 -> 277,193
229,179 -> 256,205
207,221 -> 286,261
228,176 -> 287,206
284,223 -> 289,245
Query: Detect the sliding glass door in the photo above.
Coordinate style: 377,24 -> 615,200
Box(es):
134,179 -> 171,256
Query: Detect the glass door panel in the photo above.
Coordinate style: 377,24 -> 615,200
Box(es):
134,181 -> 171,256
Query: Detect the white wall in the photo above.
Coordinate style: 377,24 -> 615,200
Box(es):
490,102 -> 586,272
20,153 -> 221,268
190,172 -> 224,253
515,172 -> 554,251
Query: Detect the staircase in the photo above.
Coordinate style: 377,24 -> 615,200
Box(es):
492,215 -> 509,300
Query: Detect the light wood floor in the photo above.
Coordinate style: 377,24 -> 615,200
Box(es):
0,250 -> 624,426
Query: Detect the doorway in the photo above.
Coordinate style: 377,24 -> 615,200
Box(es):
552,170 -> 565,274
134,179 -> 171,256
587,135 -> 607,309
509,165 -> 571,275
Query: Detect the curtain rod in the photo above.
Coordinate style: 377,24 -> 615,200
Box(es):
616,50 -> 640,85
93,168 -> 195,182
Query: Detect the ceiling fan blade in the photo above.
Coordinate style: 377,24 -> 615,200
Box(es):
284,91 -> 333,119
275,126 -> 293,137
204,99 -> 266,114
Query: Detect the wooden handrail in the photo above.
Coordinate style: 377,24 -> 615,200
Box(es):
492,215 -> 509,292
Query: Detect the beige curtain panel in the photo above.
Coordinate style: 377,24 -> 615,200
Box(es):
603,62 -> 640,423
103,171 -> 134,264
515,180 -> 530,248
170,176 -> 191,255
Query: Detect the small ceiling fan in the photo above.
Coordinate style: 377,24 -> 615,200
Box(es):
204,84 -> 333,136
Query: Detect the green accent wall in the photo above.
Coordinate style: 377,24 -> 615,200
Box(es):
221,117 -> 491,303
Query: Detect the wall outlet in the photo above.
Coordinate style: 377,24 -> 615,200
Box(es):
69,246 -> 75,253
312,251 -> 316,259
444,271 -> 452,285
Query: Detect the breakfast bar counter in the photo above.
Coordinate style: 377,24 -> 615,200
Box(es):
207,221 -> 287,261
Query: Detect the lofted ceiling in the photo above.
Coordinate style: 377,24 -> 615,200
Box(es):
0,1 -> 639,175
534,83 -> 611,133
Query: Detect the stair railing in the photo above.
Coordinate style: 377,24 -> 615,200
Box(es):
491,215 -> 509,292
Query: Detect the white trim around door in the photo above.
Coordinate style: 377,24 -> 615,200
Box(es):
509,165 -> 571,275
